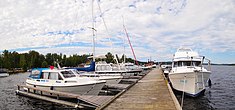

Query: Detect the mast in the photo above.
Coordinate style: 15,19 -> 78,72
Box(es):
91,0 -> 95,61
123,23 -> 139,66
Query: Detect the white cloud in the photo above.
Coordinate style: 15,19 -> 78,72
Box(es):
1,0 -> 235,63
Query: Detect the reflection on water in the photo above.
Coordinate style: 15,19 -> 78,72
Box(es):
176,65 -> 235,110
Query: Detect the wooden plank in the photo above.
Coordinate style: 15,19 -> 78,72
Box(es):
15,90 -> 84,108
105,84 -> 130,89
80,96 -> 113,106
102,69 -> 179,110
17,85 -> 102,107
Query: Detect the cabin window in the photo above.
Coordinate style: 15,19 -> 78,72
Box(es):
182,61 -> 191,66
49,72 -> 59,80
173,62 -> 178,67
178,62 -> 183,67
61,71 -> 76,78
41,72 -> 63,80
30,70 -> 40,78
174,61 -> 201,67
192,61 -> 201,66
96,66 -> 101,71
42,72 -> 49,79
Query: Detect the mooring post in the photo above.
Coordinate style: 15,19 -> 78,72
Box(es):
57,95 -> 60,100
17,85 -> 20,91
33,85 -> 36,93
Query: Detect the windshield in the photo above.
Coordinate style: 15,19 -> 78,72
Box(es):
173,61 -> 201,67
61,71 -> 76,78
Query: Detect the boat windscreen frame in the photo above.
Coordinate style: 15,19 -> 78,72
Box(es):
61,70 -> 76,78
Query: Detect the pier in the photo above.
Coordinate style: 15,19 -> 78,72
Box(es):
15,68 -> 181,110
98,69 -> 181,110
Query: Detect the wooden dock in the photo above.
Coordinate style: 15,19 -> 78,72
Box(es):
98,68 -> 181,110
16,85 -> 114,109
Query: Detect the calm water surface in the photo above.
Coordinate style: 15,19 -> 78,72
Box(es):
0,72 -> 73,110
0,66 -> 235,110
176,65 -> 235,110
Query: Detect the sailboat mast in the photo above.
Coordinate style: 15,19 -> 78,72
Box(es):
91,0 -> 95,61
123,25 -> 139,66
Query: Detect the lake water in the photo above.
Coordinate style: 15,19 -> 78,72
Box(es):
0,72 -> 73,110
0,65 -> 234,110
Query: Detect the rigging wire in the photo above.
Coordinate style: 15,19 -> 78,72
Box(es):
96,0 -> 113,54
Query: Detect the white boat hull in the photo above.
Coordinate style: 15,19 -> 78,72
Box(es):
26,81 -> 105,96
0,73 -> 9,77
80,74 -> 123,84
169,71 -> 211,97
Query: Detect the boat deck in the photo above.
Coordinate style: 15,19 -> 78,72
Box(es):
100,69 -> 180,110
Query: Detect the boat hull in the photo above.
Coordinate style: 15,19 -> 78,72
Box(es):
0,73 -> 9,77
169,71 -> 211,97
25,82 -> 105,96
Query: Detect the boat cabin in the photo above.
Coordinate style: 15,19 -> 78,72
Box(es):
29,68 -> 76,80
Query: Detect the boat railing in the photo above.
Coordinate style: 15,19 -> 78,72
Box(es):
205,58 -> 211,71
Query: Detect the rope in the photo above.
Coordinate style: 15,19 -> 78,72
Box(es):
181,75 -> 186,109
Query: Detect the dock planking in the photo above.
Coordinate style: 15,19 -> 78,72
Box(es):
16,85 -> 113,108
101,68 -> 179,110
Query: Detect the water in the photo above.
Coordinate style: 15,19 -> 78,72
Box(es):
0,66 -> 235,110
176,65 -> 235,110
0,72 -> 74,110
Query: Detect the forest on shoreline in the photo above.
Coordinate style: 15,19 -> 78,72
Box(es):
0,50 -> 137,71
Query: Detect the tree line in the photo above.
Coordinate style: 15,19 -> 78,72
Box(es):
0,50 -> 136,71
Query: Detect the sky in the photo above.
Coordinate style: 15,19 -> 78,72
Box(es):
0,0 -> 235,64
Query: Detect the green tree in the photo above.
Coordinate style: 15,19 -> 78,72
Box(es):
19,54 -> 27,71
41,61 -> 48,68
2,50 -> 11,69
105,52 -> 114,63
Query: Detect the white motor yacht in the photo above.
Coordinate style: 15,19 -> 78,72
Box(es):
120,63 -> 143,75
95,61 -> 135,77
169,47 -> 211,97
26,68 -> 106,96
69,69 -> 123,84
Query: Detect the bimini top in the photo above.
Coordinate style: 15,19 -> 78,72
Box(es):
173,47 -> 201,61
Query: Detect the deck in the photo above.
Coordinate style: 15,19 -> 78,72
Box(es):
100,68 -> 181,110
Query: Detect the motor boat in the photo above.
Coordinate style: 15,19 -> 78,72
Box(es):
69,69 -> 123,84
120,63 -> 143,75
0,68 -> 9,77
95,61 -> 137,77
169,47 -> 211,97
80,72 -> 123,84
64,61 -> 95,72
25,68 -> 106,96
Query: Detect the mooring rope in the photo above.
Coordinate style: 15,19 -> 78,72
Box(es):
181,75 -> 186,109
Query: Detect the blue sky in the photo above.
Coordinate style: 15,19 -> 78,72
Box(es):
0,0 -> 235,64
